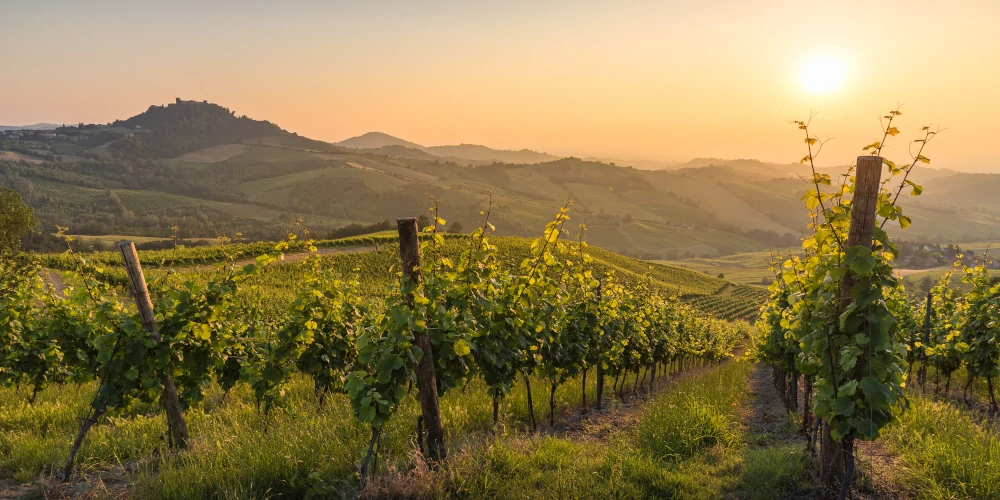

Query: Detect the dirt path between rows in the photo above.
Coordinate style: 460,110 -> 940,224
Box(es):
44,269 -> 68,297
554,360 -> 729,442
744,365 -> 910,499
744,363 -> 802,447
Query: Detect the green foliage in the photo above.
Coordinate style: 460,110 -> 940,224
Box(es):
758,110 -> 941,443
958,262 -> 1000,385
109,101 -> 284,159
0,186 -> 37,252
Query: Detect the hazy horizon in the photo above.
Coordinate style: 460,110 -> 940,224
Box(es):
3,0 -> 999,170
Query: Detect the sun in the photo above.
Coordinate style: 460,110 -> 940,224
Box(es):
798,57 -> 847,95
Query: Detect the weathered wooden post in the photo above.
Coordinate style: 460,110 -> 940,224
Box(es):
396,218 -> 446,461
821,156 -> 882,499
595,280 -> 604,411
920,292 -> 931,392
118,241 -> 189,449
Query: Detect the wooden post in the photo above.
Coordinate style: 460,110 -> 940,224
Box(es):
396,218 -> 446,461
921,292 -> 931,392
595,280 -> 604,411
117,241 -> 189,449
822,156 -> 882,499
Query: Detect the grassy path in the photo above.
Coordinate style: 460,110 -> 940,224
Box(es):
736,364 -> 810,499
362,358 -> 819,499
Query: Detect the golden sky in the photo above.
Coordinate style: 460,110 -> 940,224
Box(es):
3,1 -> 998,170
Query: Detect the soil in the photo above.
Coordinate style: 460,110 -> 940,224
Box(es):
747,365 -> 910,500
744,363 -> 802,447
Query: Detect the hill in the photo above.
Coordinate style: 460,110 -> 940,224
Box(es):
338,133 -> 563,165
336,131 -> 423,150
107,99 -> 285,158
425,144 -> 560,164
4,98 -> 1000,256
671,158 -> 800,179
582,157 -> 678,170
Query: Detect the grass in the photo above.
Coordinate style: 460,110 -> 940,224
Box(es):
0,360 -> 686,498
425,360 -> 808,499
1,355 -> 788,498
881,392 -> 1000,498
738,443 -> 809,500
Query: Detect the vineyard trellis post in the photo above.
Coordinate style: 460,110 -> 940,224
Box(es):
820,156 -> 882,499
396,218 -> 447,462
595,280 -> 604,411
118,241 -> 190,449
920,291 -> 931,392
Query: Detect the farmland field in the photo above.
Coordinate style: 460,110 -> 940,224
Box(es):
0,150 -> 45,163
177,144 -> 247,163
654,250 -> 795,285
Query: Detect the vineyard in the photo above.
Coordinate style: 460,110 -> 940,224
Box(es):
7,113 -> 1000,499
0,204 -> 763,498
38,231 -> 766,323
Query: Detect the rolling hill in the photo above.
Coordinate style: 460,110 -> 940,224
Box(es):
336,131 -> 423,150
3,98 -> 1000,256
0,123 -> 60,131
425,144 -> 560,164
337,132 -> 562,165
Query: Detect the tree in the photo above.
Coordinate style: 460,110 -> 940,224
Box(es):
918,276 -> 933,295
447,221 -> 464,234
416,215 -> 431,229
0,186 -> 37,252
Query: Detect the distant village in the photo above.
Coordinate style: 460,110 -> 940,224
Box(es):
1,128 -> 87,141
1,99 -> 212,142
897,241 -> 1000,270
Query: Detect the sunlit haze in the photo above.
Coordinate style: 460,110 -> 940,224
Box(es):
3,0 -> 999,170
799,57 -> 847,96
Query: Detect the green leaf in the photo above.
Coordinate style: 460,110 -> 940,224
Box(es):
453,339 -> 471,356
846,246 -> 875,276
860,377 -> 891,409
904,180 -> 923,196
833,396 -> 855,416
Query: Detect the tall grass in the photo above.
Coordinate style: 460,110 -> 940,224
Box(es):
0,363 -> 655,497
882,393 -> 1000,498
434,360 -> 765,499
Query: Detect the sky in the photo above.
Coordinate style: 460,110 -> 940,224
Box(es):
3,0 -> 999,170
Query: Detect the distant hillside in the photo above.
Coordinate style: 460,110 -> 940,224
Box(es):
672,158 -> 799,179
0,123 -> 60,131
337,132 -> 423,150
426,144 -> 560,164
337,132 -> 561,164
582,157 -> 678,170
109,99 -> 285,158
7,98 -> 1000,255
357,145 -> 441,161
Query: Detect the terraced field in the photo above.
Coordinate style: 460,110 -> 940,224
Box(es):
41,232 -> 767,322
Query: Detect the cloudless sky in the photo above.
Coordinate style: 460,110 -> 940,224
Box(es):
3,0 -> 998,169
